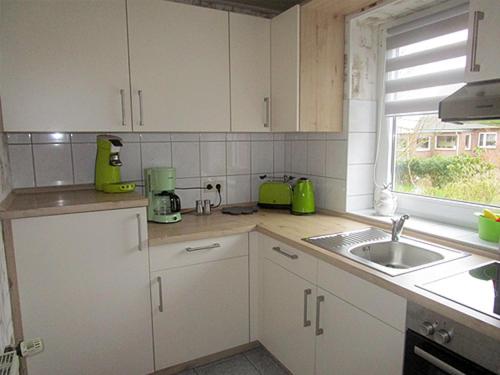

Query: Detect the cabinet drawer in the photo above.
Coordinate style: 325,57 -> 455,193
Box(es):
261,236 -> 317,284
318,260 -> 406,331
150,234 -> 248,271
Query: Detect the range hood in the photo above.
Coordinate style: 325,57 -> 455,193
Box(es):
439,79 -> 500,124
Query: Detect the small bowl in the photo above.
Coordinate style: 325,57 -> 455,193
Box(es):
478,215 -> 500,243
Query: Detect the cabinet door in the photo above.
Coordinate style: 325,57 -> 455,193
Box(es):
11,208 -> 153,375
127,0 -> 230,132
316,288 -> 404,375
271,5 -> 300,132
230,13 -> 271,132
260,258 -> 316,375
0,0 -> 131,132
465,0 -> 500,82
151,256 -> 249,370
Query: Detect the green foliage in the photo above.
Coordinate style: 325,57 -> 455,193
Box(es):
395,152 -> 500,205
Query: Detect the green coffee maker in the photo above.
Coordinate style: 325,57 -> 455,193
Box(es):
95,135 -> 136,193
145,167 -> 182,224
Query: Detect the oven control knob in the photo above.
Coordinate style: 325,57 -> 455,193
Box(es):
419,322 -> 435,336
434,329 -> 452,344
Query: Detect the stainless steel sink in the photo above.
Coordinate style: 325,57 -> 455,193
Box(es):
304,228 -> 469,276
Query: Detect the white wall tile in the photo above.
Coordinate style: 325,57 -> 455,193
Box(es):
176,177 -> 201,209
251,133 -> 273,141
201,133 -> 226,141
172,142 -> 200,178
347,164 -> 375,196
346,194 -> 374,211
7,133 -> 31,144
119,142 -> 142,182
33,143 -> 73,186
227,175 -> 251,204
251,174 -> 263,201
273,141 -> 285,173
109,133 -> 140,142
226,133 -> 251,141
273,133 -> 285,141
71,133 -> 99,143
291,141 -> 307,175
307,140 -> 326,176
284,141 -> 292,172
348,99 -> 377,133
72,143 -> 96,184
325,140 -> 347,179
201,142 -> 226,176
307,175 -> 326,209
171,133 -> 200,142
201,176 -> 226,206
251,141 -> 273,174
141,142 -> 172,170
324,178 -> 347,212
227,141 -> 251,175
140,133 -> 171,142
307,132 -> 327,140
8,145 -> 34,188
348,132 -> 376,164
32,132 -> 70,144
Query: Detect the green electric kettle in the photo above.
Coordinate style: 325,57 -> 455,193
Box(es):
291,178 -> 315,215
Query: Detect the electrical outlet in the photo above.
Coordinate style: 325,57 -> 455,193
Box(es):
203,180 -> 223,192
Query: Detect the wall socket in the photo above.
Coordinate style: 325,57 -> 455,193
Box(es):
204,181 -> 223,192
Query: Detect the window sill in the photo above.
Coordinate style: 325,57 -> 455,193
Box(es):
348,209 -> 500,255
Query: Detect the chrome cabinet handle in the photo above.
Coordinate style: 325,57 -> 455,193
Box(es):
120,89 -> 126,127
185,243 -> 221,252
470,11 -> 484,72
272,246 -> 298,259
157,276 -> 164,313
303,289 -> 312,327
414,347 -> 465,375
264,97 -> 270,128
138,90 -> 144,126
136,213 -> 143,251
315,295 -> 324,335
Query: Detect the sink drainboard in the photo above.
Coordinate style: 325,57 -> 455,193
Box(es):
304,228 -> 391,252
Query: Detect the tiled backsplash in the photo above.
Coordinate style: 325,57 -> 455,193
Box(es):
7,132 -> 288,208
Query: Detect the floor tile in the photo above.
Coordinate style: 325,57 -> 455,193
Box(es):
174,369 -> 196,375
244,347 -> 290,375
196,354 -> 259,375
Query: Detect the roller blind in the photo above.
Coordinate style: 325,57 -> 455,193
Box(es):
385,3 -> 469,116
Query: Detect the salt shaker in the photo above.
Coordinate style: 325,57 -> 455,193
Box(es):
203,199 -> 211,215
195,200 -> 204,215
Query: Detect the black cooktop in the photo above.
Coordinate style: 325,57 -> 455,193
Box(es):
418,261 -> 499,320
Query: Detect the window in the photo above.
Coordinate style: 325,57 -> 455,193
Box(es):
478,132 -> 497,149
383,4 -> 500,208
464,134 -> 471,150
435,135 -> 457,150
416,136 -> 431,151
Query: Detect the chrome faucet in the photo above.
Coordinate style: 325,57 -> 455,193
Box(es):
391,214 -> 409,241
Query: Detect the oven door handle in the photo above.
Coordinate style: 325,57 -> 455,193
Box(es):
414,346 -> 466,375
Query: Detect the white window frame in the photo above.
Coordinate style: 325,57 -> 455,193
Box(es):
435,134 -> 458,150
478,132 -> 497,149
464,133 -> 471,150
416,136 -> 431,151
373,0 -> 499,229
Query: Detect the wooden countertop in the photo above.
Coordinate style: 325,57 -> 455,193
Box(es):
0,187 -> 148,219
149,209 -> 500,341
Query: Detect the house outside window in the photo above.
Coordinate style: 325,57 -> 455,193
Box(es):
478,132 -> 497,149
464,134 -> 471,150
381,3 -> 500,210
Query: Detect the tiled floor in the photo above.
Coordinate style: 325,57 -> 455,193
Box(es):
175,346 -> 290,375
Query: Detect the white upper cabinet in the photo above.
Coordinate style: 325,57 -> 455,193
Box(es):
229,13 -> 271,132
127,0 -> 230,132
465,0 -> 500,82
271,5 -> 300,132
0,0 -> 132,132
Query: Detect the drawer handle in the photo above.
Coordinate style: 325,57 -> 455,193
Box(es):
303,289 -> 312,327
316,295 -> 324,336
157,276 -> 164,313
120,89 -> 127,127
264,97 -> 270,128
138,89 -> 144,126
185,243 -> 221,252
414,346 -> 465,375
272,246 -> 298,259
136,213 -> 143,251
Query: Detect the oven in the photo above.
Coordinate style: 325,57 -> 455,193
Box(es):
404,302 -> 499,375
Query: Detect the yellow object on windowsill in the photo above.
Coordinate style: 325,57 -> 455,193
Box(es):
477,210 -> 500,243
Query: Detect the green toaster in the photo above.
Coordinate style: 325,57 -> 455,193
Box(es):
258,176 -> 293,208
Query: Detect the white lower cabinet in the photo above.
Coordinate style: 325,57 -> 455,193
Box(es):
315,287 -> 405,375
260,258 -> 316,375
150,234 -> 249,371
11,208 -> 153,375
257,234 -> 405,375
